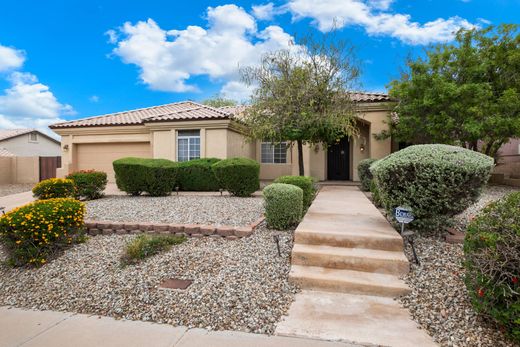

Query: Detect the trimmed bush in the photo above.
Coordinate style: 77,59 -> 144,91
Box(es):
464,192 -> 520,342
370,144 -> 494,231
121,234 -> 186,266
32,178 -> 76,200
263,183 -> 303,230
176,158 -> 221,191
212,157 -> 260,197
358,158 -> 377,191
66,170 -> 107,200
113,157 -> 178,196
370,179 -> 383,207
0,198 -> 86,266
274,175 -> 315,208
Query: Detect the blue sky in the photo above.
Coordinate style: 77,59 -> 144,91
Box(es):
0,0 -> 518,135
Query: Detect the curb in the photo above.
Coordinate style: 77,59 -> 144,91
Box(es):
84,216 -> 265,240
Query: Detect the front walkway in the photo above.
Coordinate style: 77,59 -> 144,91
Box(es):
0,306 -> 360,347
275,186 -> 436,347
0,191 -> 33,213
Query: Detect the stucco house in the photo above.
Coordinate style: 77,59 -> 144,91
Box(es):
50,92 -> 394,182
0,129 -> 61,157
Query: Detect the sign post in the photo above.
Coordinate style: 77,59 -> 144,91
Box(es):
394,206 -> 420,265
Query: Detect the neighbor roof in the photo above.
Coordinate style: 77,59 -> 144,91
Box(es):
348,92 -> 393,103
0,129 -> 36,142
50,101 -> 232,129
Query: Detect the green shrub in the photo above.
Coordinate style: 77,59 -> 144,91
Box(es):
113,157 -> 178,196
176,158 -> 221,191
263,183 -> 303,230
358,158 -> 377,191
0,198 -> 86,266
370,144 -> 494,231
66,170 -> 107,200
370,179 -> 383,208
32,178 -> 76,200
464,192 -> 520,342
212,157 -> 260,197
121,234 -> 186,265
274,175 -> 315,208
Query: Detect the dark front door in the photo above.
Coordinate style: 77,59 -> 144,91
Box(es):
327,137 -> 350,180
39,156 -> 61,181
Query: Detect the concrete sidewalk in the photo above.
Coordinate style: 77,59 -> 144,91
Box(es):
0,306 -> 361,347
0,191 -> 33,212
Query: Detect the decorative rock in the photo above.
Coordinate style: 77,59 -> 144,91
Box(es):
96,221 -> 112,229
116,229 -> 127,235
84,221 -> 97,229
138,222 -> 155,231
110,221 -> 125,230
226,236 -> 238,241
124,223 -> 139,230
209,234 -> 222,239
102,229 -> 113,235
130,230 -> 142,234
199,225 -> 216,236
184,225 -> 200,235
169,224 -> 184,233
217,227 -> 235,237
88,228 -> 100,236
234,227 -> 253,238
153,224 -> 169,232
191,234 -> 204,238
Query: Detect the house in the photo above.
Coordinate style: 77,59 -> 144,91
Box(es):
0,129 -> 61,157
49,92 -> 394,182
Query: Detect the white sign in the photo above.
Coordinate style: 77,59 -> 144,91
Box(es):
394,206 -> 414,224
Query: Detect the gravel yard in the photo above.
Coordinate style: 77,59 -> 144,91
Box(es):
0,226 -> 298,334
0,184 -> 33,197
86,195 -> 264,227
399,185 -> 520,347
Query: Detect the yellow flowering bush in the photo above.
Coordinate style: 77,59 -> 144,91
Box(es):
32,178 -> 77,200
0,198 -> 86,266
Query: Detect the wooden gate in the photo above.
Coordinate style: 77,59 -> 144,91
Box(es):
39,156 -> 61,181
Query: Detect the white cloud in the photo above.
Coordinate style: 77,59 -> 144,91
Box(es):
286,0 -> 475,44
220,81 -> 255,102
0,44 -> 25,72
89,95 -> 100,102
109,4 -> 296,94
105,29 -> 119,44
252,3 -> 277,20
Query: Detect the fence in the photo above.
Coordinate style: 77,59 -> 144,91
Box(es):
0,156 -> 61,184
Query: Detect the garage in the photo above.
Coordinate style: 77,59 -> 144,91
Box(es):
76,142 -> 151,181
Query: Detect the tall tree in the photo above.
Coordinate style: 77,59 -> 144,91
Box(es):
202,95 -> 237,108
240,34 -> 360,175
386,24 -> 520,157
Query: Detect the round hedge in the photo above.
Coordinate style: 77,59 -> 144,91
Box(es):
176,158 -> 221,191
357,158 -> 377,191
113,157 -> 178,196
370,144 -> 494,231
66,169 -> 107,200
273,175 -> 315,208
32,178 -> 76,200
464,192 -> 520,342
212,157 -> 259,197
263,183 -> 303,230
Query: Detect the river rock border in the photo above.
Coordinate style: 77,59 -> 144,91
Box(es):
83,216 -> 265,240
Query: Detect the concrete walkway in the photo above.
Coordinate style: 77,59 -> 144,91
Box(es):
275,186 -> 436,347
0,191 -> 34,212
0,306 -> 360,347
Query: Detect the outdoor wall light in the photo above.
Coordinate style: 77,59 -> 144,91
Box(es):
63,144 -> 69,151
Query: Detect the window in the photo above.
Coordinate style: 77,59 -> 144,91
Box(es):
177,130 -> 200,162
261,142 -> 288,164
29,132 -> 38,142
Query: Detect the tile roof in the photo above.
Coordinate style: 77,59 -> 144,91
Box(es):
49,92 -> 393,129
50,101 -> 232,129
0,148 -> 15,157
0,128 -> 36,141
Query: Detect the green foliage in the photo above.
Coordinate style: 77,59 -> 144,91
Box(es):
358,159 -> 377,191
369,179 -> 383,208
274,175 -> 315,208
176,158 -> 221,191
32,178 -> 76,200
241,33 -> 360,175
464,192 -> 520,342
66,170 -> 107,200
113,157 -> 178,196
370,144 -> 494,231
263,183 -> 303,230
0,198 -> 86,266
121,234 -> 186,265
212,157 -> 260,197
387,25 -> 520,157
202,95 -> 238,107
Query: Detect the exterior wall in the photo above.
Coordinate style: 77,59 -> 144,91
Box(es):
206,129 -> 228,159
256,141 -> 293,180
227,130 -> 255,159
0,132 -> 60,157
0,156 -> 39,184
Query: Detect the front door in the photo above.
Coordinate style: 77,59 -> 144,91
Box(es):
327,137 -> 350,180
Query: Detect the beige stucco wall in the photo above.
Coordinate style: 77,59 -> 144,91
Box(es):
227,129 -> 255,159
0,157 -> 13,184
0,132 -> 60,157
0,156 -> 39,184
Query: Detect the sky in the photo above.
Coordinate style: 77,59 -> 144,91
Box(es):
0,0 -> 518,136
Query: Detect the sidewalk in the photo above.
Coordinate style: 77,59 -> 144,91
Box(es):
0,306 -> 361,347
0,191 -> 33,213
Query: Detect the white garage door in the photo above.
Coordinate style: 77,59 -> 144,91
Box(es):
76,142 -> 152,182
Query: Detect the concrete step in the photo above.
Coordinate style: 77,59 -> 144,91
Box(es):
289,265 -> 411,297
291,244 -> 409,275
294,229 -> 403,251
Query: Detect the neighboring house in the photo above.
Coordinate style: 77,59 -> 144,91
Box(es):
494,138 -> 520,178
0,129 -> 61,157
50,93 -> 394,182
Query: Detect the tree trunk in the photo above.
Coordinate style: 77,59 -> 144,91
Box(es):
297,139 -> 304,176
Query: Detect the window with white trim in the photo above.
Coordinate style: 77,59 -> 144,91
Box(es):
261,142 -> 288,164
177,130 -> 200,162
